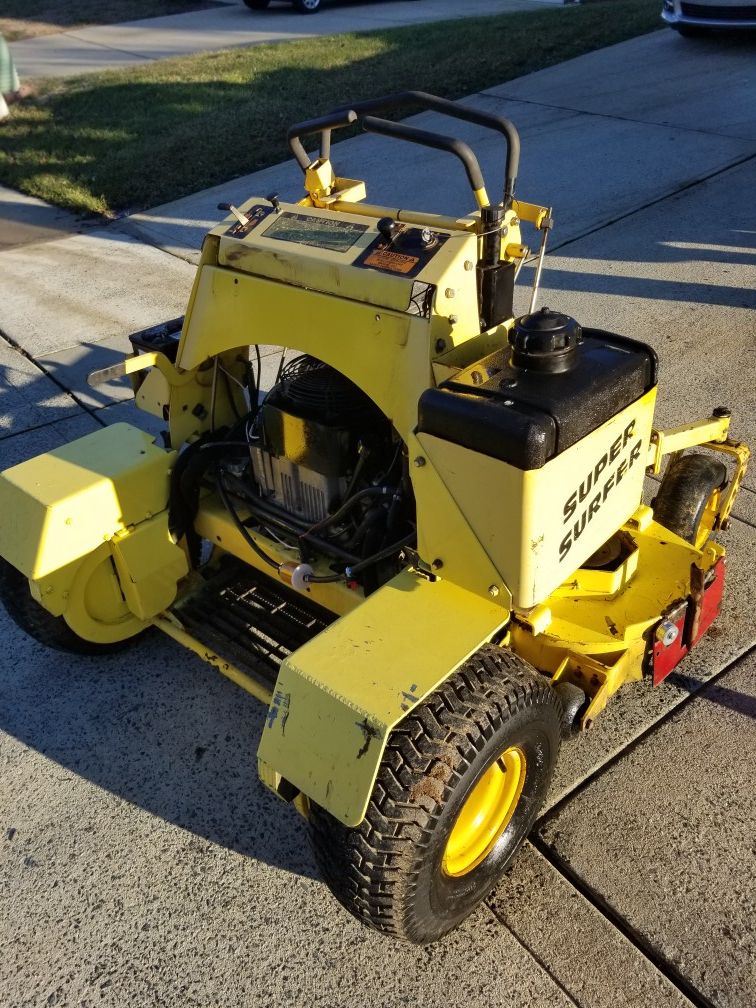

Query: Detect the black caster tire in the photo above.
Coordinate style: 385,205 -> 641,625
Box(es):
653,452 -> 727,549
308,644 -> 562,944
0,558 -> 140,656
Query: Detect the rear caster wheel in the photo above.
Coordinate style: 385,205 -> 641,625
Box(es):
653,452 -> 727,550
309,645 -> 562,944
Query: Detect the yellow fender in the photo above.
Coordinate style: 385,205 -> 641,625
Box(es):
257,570 -> 508,826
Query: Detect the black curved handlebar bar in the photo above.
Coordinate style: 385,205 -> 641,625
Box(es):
286,91 -> 521,210
287,109 -> 358,171
360,116 -> 487,198
347,91 -> 520,207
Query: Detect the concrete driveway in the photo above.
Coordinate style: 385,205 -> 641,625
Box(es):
10,0 -> 556,79
1,27 -> 755,1008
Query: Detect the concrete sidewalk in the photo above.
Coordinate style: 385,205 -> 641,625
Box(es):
10,0 -> 556,80
1,27 -> 755,1008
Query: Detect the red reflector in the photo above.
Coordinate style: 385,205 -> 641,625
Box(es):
652,558 -> 725,686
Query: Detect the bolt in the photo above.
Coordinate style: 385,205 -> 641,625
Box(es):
510,216 -> 520,226
432,558 -> 444,570
445,288 -> 456,299
464,260 -> 474,271
375,313 -> 381,322
414,456 -> 426,468
488,585 -> 500,598
448,315 -> 458,325
656,618 -> 679,647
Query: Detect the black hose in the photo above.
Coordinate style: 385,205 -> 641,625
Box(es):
306,531 -> 416,584
216,472 -> 281,571
302,485 -> 395,537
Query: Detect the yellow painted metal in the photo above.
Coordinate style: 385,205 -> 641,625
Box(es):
88,350 -> 196,390
472,186 -> 489,209
511,199 -> 551,229
329,201 -> 478,234
110,512 -> 188,621
406,431 -> 512,609
60,542 -> 147,644
648,415 -> 730,471
153,612 -> 274,705
304,158 -> 337,199
442,746 -> 526,877
703,439 -> 750,531
417,388 -> 657,609
178,267 -> 431,438
0,423 -> 173,581
306,177 -> 367,207
553,536 -> 639,599
510,516 -> 724,729
0,422 -> 187,643
257,569 -> 508,826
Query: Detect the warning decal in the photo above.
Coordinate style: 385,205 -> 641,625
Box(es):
363,248 -> 420,274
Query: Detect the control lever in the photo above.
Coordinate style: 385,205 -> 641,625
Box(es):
377,217 -> 400,245
218,202 -> 250,228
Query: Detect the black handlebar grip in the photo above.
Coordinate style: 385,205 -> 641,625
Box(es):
287,109 -> 358,171
360,115 -> 487,197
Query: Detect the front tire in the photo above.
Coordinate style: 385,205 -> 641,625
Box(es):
309,645 -> 562,944
653,452 -> 727,550
294,0 -> 321,11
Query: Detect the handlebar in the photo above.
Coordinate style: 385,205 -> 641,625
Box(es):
286,91 -> 521,210
347,91 -> 519,207
361,116 -> 488,207
287,109 -> 358,171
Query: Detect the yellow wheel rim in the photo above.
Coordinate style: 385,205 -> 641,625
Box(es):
442,746 -> 527,878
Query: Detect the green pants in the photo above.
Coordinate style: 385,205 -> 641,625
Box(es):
0,34 -> 20,96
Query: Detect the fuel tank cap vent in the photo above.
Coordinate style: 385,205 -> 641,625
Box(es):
510,308 -> 581,373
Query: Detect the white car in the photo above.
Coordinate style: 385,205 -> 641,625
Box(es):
662,0 -> 756,34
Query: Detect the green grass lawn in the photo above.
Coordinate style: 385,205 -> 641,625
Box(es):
0,0 -> 662,218
1,1 -> 219,41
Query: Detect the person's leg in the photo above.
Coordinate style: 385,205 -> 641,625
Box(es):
0,33 -> 21,99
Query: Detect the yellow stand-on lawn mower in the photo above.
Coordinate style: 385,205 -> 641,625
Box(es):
0,93 -> 749,944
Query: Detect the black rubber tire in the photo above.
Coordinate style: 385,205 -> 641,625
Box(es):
553,681 -> 587,739
242,0 -> 271,8
653,452 -> 727,545
0,557 -> 138,656
308,645 -> 562,944
293,0 -> 321,11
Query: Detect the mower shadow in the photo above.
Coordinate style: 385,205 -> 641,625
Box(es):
0,613 -> 320,880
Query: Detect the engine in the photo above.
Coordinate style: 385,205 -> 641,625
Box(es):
209,356 -> 415,591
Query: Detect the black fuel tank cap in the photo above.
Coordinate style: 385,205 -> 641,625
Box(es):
510,308 -> 582,373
